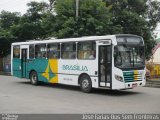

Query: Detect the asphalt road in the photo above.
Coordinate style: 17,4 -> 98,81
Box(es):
0,75 -> 160,114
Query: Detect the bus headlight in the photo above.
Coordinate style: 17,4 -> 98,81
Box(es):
115,75 -> 123,82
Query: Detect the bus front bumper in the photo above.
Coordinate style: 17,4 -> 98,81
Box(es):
124,81 -> 146,89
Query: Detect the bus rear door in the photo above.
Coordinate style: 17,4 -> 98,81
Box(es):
21,45 -> 29,78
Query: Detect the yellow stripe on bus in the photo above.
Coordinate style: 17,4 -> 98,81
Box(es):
42,59 -> 58,83
42,63 -> 50,80
134,70 -> 139,80
49,59 -> 58,83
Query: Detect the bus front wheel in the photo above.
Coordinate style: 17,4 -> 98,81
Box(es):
30,71 -> 39,85
80,75 -> 92,93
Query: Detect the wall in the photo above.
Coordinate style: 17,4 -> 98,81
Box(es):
3,54 -> 11,72
152,47 -> 160,64
146,63 -> 160,78
147,45 -> 160,78
0,57 -> 3,71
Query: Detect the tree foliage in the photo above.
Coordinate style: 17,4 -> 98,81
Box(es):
0,11 -> 20,56
106,0 -> 160,59
54,0 -> 122,38
0,0 -> 160,59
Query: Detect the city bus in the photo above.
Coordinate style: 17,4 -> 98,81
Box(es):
11,34 -> 146,92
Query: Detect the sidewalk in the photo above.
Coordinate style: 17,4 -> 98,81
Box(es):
145,78 -> 160,88
0,71 -> 11,76
149,79 -> 160,81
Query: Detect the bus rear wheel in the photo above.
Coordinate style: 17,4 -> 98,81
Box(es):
30,71 -> 39,85
80,75 -> 92,93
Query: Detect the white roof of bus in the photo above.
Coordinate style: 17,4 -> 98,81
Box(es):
11,34 -> 141,45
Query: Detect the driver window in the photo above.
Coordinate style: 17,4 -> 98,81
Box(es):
114,47 -> 122,66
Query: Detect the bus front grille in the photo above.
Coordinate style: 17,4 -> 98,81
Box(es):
123,71 -> 143,83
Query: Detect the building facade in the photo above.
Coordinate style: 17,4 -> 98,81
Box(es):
147,38 -> 160,78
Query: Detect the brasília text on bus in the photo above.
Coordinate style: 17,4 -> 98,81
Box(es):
11,34 -> 146,93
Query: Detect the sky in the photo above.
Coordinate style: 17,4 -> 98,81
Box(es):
0,0 -> 160,39
0,0 -> 48,14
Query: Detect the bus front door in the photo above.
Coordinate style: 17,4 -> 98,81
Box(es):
99,45 -> 112,88
21,49 -> 27,78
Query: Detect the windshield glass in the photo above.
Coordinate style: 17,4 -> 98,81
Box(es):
114,45 -> 145,70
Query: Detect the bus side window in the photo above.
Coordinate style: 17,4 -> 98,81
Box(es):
29,45 -> 35,59
47,43 -> 60,59
13,45 -> 20,58
35,44 -> 47,58
77,41 -> 96,60
61,43 -> 76,59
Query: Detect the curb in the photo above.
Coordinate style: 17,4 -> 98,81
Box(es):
145,80 -> 160,88
0,72 -> 11,76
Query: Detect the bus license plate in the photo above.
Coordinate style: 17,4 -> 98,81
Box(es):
132,83 -> 138,88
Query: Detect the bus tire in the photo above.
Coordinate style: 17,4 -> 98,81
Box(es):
80,75 -> 92,93
30,71 -> 39,85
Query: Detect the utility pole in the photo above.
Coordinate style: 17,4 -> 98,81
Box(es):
76,0 -> 79,20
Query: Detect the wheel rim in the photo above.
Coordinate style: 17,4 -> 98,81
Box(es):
82,79 -> 89,89
31,74 -> 37,83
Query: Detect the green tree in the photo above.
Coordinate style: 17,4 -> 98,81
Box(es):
1,0 -> 160,59
0,11 -> 20,57
104,0 -> 160,59
11,1 -> 50,40
54,0 -> 122,38
53,0 -> 160,58
40,12 -> 56,38
0,11 -> 20,30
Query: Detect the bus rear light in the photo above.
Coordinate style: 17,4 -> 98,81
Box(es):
115,75 -> 123,82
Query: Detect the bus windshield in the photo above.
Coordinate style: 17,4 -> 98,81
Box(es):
114,45 -> 145,70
